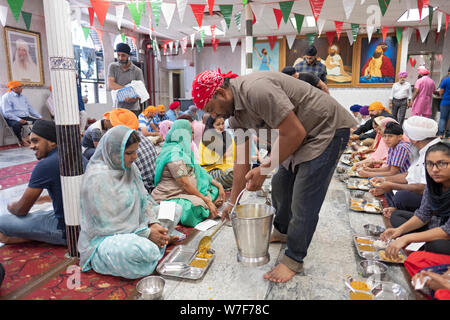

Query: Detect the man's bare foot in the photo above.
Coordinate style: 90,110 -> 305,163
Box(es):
0,232 -> 29,244
263,263 -> 296,283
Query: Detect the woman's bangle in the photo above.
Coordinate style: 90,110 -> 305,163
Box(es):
225,201 -> 235,207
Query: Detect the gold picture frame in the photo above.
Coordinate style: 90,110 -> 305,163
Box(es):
3,26 -> 45,86
354,33 -> 402,87
253,39 -> 286,72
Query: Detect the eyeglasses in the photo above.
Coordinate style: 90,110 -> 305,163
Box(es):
425,161 -> 449,170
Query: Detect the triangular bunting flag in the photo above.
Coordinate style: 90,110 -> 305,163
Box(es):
273,8 -> 283,29
88,7 -> 95,26
150,0 -> 162,27
252,9 -> 256,25
94,27 -> 103,44
446,14 -> 449,33
306,32 -> 316,45
405,27 -> 413,43
251,2 -> 265,23
279,1 -> 294,24
168,41 -> 174,54
116,4 -> 125,30
367,25 -> 375,43
343,0 -> 356,20
212,38 -> 220,52
326,31 -> 336,46
0,5 -> 8,27
196,40 -> 202,53
208,0 -> 215,16
316,19 -> 326,37
211,25 -> 216,43
174,40 -> 180,55
7,0 -> 24,22
200,29 -> 205,47
219,5 -> 233,29
377,0 -> 390,16
381,26 -> 389,42
334,21 -> 343,40
396,27 -> 403,44
121,33 -> 126,43
417,0 -> 424,20
161,2 -> 176,29
253,36 -> 257,46
418,25 -> 430,43
127,1 -> 146,28
21,11 -> 31,30
351,23 -> 359,42
190,33 -> 195,49
346,30 -> 354,45
268,36 -> 277,50
437,11 -> 443,33
294,14 -> 304,34
177,0 -> 188,23
286,34 -> 296,49
82,26 -> 91,41
309,0 -> 324,21
181,36 -> 188,54
90,0 -> 110,27
428,5 -> 433,29
190,4 -> 206,28
234,12 -> 241,31
229,38 -> 238,52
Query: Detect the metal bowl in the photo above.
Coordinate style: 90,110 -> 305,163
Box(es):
359,260 -> 388,281
364,224 -> 385,237
136,276 -> 165,300
336,167 -> 347,174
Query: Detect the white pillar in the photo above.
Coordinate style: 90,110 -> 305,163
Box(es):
43,0 -> 84,257
399,28 -> 410,72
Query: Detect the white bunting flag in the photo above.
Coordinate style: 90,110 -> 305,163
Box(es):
316,19 -> 326,37
0,5 -> 8,27
286,34 -> 296,49
168,40 -> 174,54
437,11 -> 443,33
367,25 -> 375,43
418,25 -> 430,43
181,36 -> 188,54
229,38 -> 238,53
190,33 -> 195,49
116,4 -> 125,30
405,27 -> 413,43
343,0 -> 356,20
346,29 -> 354,45
161,2 -> 176,29
177,0 -> 188,23
250,2 -> 265,23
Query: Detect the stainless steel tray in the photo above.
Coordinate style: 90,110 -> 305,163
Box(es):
353,235 -> 406,264
340,155 -> 353,166
344,275 -> 408,300
156,245 -> 215,280
349,197 -> 382,214
347,178 -> 371,191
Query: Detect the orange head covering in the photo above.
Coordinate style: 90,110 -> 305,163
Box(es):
7,81 -> 22,91
103,112 -> 111,121
110,108 -> 139,130
157,104 -> 166,112
49,85 -> 52,92
143,106 -> 157,117
368,101 -> 391,114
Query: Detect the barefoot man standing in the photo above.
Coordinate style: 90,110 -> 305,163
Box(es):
191,70 -> 357,283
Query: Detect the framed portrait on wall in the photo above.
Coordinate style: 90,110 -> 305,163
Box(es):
3,26 -> 44,86
355,34 -> 401,87
253,39 -> 286,72
285,35 -> 355,87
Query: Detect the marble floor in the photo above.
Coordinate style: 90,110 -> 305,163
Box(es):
0,146 -> 417,300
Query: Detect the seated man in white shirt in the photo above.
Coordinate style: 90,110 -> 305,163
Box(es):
369,116 -> 441,220
1,81 -> 42,146
389,72 -> 412,125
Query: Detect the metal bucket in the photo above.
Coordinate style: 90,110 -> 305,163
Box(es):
231,203 -> 275,267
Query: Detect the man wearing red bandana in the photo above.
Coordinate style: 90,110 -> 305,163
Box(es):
192,70 -> 357,283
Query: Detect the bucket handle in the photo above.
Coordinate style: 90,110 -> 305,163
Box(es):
230,188 -> 247,219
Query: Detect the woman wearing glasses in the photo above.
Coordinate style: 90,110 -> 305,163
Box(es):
380,142 -> 450,258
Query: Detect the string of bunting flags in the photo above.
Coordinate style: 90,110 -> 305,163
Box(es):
2,0 -> 449,61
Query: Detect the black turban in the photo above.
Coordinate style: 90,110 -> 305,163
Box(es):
31,119 -> 57,143
281,66 -> 296,76
305,45 -> 317,56
116,43 -> 131,55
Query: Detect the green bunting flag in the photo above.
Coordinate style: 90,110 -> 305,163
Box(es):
219,5 -> 233,29
294,13 -> 304,34
82,26 -> 91,41
151,0 -> 162,27
377,0 -> 390,16
234,12 -> 241,31
127,1 -> 146,28
279,1 -> 294,24
196,40 -> 203,53
21,11 -> 31,30
200,29 -> 205,47
7,0 -> 24,22
121,33 -> 126,43
428,5 -> 433,29
396,27 -> 403,44
306,32 -> 316,45
351,24 -> 359,41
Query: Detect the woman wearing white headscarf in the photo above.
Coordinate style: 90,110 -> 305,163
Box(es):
12,39 -> 40,82
78,125 -> 180,279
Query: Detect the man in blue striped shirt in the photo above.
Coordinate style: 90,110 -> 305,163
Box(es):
1,81 -> 41,146
294,46 -> 327,84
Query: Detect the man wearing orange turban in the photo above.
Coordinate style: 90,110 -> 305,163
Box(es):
2,81 -> 42,146
138,106 -> 163,145
350,101 -> 394,144
152,105 -> 168,129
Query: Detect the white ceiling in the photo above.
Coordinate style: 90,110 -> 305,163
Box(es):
70,0 -> 450,42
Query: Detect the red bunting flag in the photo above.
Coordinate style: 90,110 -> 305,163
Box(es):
253,8 -> 256,25
334,21 -> 343,40
309,0 -> 324,21
446,13 -> 449,33
212,38 -> 220,52
268,36 -> 277,50
417,0 -> 429,20
90,0 -> 110,26
381,26 -> 389,41
208,0 -> 214,16
273,8 -> 283,29
211,24 -> 216,43
190,4 -> 206,27
94,27 -> 103,43
326,31 -> 336,46
88,7 -> 95,26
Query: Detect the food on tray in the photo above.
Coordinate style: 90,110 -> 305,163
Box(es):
356,238 -> 373,244
358,244 -> 375,252
373,240 -> 387,249
364,203 -> 381,213
350,280 -> 371,291
197,250 -> 213,259
359,179 -> 369,185
378,250 -> 406,263
350,204 -> 364,211
190,259 -> 209,268
348,185 -> 358,189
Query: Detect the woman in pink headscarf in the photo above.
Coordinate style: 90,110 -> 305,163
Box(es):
159,119 -> 200,161
191,120 -> 205,148
411,67 -> 436,118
